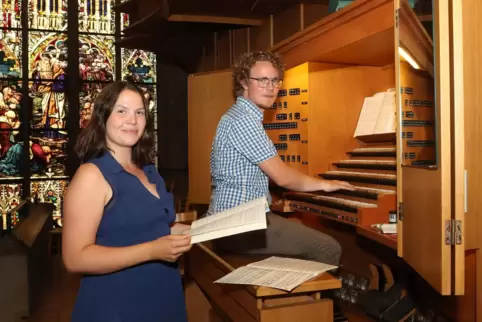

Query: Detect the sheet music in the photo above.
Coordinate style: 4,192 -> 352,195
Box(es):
247,256 -> 338,276
354,92 -> 385,137
373,90 -> 396,134
189,197 -> 268,244
214,266 -> 315,291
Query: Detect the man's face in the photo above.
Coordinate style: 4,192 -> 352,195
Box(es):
242,61 -> 281,110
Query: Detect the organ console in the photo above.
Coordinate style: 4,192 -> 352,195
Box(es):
187,0 -> 480,320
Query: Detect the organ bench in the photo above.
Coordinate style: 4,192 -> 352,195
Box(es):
186,242 -> 342,322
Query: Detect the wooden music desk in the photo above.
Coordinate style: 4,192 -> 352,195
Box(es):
186,242 -> 342,322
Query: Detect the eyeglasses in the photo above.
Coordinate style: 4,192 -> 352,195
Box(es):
249,77 -> 283,88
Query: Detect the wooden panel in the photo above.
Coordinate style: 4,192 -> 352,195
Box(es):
273,5 -> 301,44
260,299 -> 333,322
397,0 -> 453,295
216,31 -> 232,70
232,28 -> 250,62
272,0 -> 395,68
263,63 -> 310,174
399,62 -> 436,166
198,35 -> 216,73
451,0 -> 465,296
187,70 -> 234,204
302,4 -> 329,28
308,65 -> 395,176
461,0 -> 482,317
249,18 -> 272,51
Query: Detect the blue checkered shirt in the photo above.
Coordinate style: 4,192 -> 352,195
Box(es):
208,97 -> 277,214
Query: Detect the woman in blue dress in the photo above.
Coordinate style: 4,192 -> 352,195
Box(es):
62,81 -> 191,322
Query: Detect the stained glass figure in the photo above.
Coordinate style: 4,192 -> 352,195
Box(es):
28,0 -> 67,31
78,0 -> 114,34
79,34 -> 115,81
0,129 -> 24,180
29,130 -> 68,178
0,30 -> 22,79
30,179 -> 67,224
121,48 -> 156,83
29,31 -> 68,79
0,0 -> 21,29
29,80 -> 67,129
0,183 -> 22,230
0,80 -> 22,129
79,81 -> 106,128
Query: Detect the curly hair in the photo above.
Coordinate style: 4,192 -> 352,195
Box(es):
232,51 -> 285,97
75,81 -> 155,168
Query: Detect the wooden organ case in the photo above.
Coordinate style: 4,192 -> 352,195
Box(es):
187,0 -> 481,320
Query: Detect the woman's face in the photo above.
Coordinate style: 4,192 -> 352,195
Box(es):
105,89 -> 146,150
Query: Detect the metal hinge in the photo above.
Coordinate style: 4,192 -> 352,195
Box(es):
445,220 -> 462,245
398,201 -> 403,221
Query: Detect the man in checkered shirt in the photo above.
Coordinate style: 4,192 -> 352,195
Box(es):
208,51 -> 354,265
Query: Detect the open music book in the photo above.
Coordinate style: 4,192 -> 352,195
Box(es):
354,89 -> 396,137
186,197 -> 268,244
215,256 -> 338,291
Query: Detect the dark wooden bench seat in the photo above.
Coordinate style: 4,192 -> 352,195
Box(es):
186,242 -> 342,322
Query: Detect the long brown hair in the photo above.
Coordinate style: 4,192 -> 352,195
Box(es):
75,81 -> 155,167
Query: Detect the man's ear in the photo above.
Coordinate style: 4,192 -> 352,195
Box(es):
240,77 -> 249,91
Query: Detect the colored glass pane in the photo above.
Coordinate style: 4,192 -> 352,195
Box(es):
0,0 -> 21,29
78,0 -> 114,34
29,31 -> 68,79
29,80 -> 67,129
0,30 -> 22,79
29,130 -> 68,178
28,0 -> 68,31
79,81 -> 107,128
120,12 -> 129,31
79,34 -> 115,81
0,129 -> 24,180
0,183 -> 22,230
121,48 -> 156,83
0,80 -> 22,129
30,179 -> 67,224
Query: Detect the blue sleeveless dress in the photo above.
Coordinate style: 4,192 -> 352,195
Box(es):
71,152 -> 188,322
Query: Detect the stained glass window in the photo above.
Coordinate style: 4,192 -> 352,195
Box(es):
0,80 -> 22,129
0,30 -> 22,79
29,80 -> 67,129
30,179 -> 67,225
0,0 -> 159,230
29,130 -> 68,178
0,183 -> 22,230
28,31 -> 68,80
121,49 -> 156,83
79,34 -> 115,81
28,0 -> 68,31
0,130 -> 24,180
0,0 -> 21,29
78,0 -> 114,34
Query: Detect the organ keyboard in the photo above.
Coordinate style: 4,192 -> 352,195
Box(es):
284,144 -> 397,228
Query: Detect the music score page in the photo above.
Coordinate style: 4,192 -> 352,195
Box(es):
187,197 -> 268,244
215,256 -> 338,291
